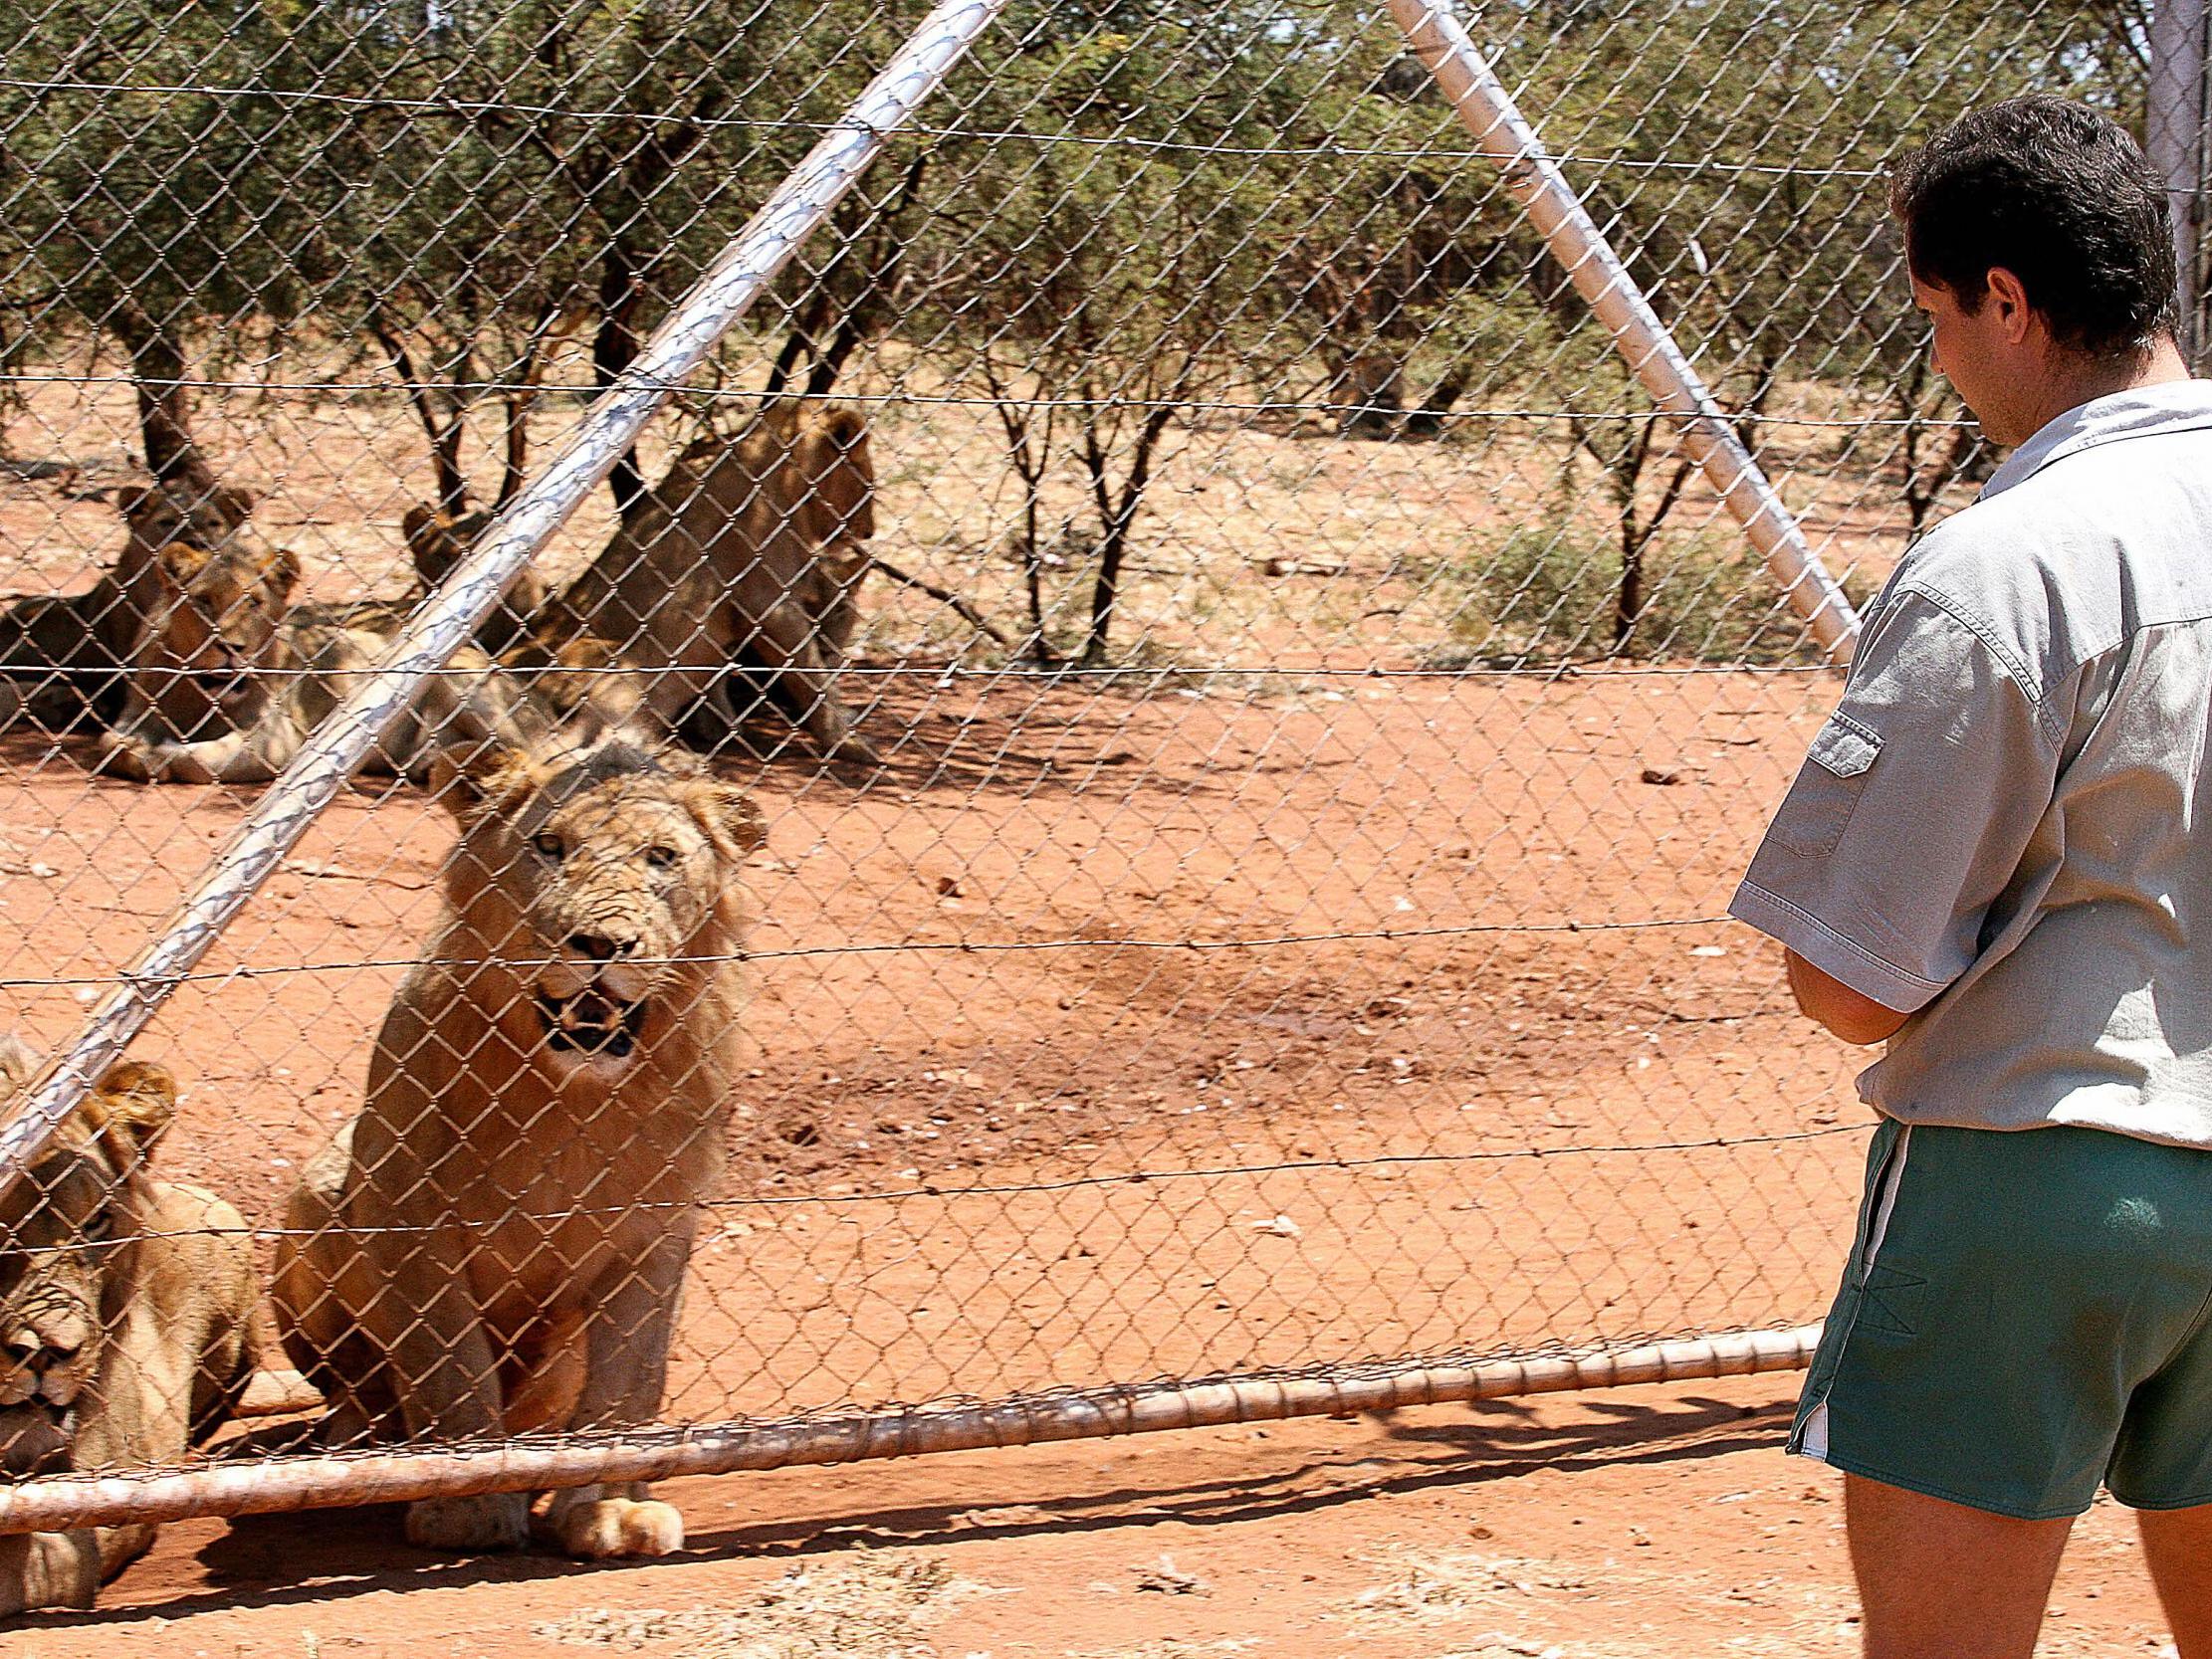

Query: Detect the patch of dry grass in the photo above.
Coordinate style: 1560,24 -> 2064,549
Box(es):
533,1555 -> 1002,1659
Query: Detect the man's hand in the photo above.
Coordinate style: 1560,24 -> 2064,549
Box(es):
1785,949 -> 1910,1046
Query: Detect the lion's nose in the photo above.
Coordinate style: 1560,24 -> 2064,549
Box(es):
565,933 -> 634,962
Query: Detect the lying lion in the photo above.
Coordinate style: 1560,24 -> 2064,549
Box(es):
1,476 -> 258,733
0,1038 -> 260,1616
93,492 -> 530,785
274,729 -> 762,1557
502,401 -> 878,763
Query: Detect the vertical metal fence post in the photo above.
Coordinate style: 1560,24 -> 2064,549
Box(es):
0,0 -> 1009,1196
2152,0 -> 2211,369
1386,0 -> 1863,664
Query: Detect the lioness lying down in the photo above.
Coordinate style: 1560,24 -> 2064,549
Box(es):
274,730 -> 761,1557
0,476 -> 258,733
94,492 -> 528,785
0,1038 -> 260,1616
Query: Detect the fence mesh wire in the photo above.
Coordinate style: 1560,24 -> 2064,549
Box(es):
0,0 -> 2197,1559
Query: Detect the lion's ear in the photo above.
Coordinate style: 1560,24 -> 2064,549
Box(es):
429,739 -> 539,822
208,484 -> 255,531
271,544 -> 304,597
88,1059 -> 178,1168
679,779 -> 766,862
0,1033 -> 34,1096
401,504 -> 442,575
813,405 -> 867,450
804,411 -> 873,539
403,505 -> 475,588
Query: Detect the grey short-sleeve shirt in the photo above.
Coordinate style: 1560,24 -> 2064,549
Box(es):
1730,379 -> 2212,1146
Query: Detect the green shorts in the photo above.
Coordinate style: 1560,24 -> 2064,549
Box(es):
1795,1118 -> 2212,1520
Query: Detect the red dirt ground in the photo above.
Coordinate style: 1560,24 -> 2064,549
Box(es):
3,662 -> 2187,1656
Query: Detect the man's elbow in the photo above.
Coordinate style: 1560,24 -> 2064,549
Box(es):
1815,1001 -> 1911,1046
1784,949 -> 1911,1046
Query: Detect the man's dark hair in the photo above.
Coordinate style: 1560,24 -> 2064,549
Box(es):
1891,96 -> 2178,358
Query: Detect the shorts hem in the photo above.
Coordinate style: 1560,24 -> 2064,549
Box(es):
1810,1446 -> 2094,1523
2105,1485 -> 2212,1513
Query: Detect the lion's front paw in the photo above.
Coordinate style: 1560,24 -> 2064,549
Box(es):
551,1497 -> 684,1558
94,730 -> 155,781
0,1530 -> 99,1614
405,1492 -> 530,1554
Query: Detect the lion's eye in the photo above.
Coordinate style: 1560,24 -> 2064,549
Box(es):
532,832 -> 565,862
644,845 -> 679,870
80,1209 -> 111,1244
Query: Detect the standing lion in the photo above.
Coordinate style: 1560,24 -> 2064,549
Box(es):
272,731 -> 762,1557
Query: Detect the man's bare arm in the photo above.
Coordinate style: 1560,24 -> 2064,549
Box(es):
1785,949 -> 1910,1046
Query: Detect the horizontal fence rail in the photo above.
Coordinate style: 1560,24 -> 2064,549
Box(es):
0,1328 -> 1822,1537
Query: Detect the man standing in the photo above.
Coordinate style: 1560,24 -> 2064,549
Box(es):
1729,98 -> 2212,1657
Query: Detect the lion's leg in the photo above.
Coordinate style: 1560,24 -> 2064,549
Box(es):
635,616 -> 731,746
380,664 -> 521,781
726,605 -> 875,764
273,1239 -> 403,1449
36,1343 -> 195,1603
284,1215 -> 523,1544
272,1124 -> 404,1447
99,716 -> 296,784
534,1235 -> 690,1559
366,1253 -> 530,1553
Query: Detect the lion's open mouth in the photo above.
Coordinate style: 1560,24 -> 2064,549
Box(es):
535,987 -> 648,1059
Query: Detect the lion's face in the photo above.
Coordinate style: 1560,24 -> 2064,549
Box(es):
0,1040 -> 174,1477
444,739 -> 765,1077
794,407 -> 874,562
126,509 -> 301,738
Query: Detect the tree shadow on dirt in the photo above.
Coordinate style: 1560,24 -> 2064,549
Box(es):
713,673 -> 1263,803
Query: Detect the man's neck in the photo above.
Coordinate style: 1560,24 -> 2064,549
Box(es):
2020,336 -> 2192,440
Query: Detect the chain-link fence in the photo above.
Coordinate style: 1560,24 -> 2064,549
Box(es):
0,0 -> 2202,1587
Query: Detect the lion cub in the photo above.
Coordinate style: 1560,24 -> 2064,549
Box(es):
274,731 -> 762,1558
0,1038 -> 260,1616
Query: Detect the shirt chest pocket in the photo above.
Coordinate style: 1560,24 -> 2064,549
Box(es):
1770,712 -> 1882,859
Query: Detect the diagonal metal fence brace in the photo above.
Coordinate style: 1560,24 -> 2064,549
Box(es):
0,0 -> 1008,1194
1389,0 -> 1864,663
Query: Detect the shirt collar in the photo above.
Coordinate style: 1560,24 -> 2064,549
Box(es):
1982,377 -> 2212,501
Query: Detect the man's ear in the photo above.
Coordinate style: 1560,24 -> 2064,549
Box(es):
1984,266 -> 2036,345
88,1059 -> 179,1169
